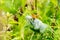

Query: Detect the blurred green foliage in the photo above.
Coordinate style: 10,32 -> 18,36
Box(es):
0,0 -> 60,40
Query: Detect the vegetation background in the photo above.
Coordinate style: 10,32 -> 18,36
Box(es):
0,0 -> 60,40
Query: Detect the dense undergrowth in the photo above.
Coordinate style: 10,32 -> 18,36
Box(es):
0,0 -> 60,40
